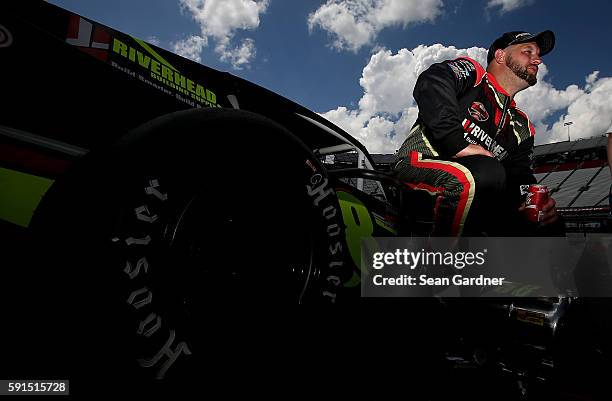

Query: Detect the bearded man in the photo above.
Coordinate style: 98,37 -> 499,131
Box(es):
393,30 -> 564,236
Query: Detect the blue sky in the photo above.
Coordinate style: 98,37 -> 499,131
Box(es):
48,0 -> 612,152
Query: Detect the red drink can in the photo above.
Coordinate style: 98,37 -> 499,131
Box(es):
520,184 -> 549,223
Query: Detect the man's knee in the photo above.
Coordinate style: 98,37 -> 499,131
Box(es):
461,155 -> 506,194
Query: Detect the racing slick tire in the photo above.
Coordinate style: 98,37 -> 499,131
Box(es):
25,108 -> 349,391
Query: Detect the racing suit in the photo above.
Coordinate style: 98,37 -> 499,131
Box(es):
393,57 -> 542,236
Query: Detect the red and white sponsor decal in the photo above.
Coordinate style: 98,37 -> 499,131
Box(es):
468,101 -> 489,122
66,15 -> 111,61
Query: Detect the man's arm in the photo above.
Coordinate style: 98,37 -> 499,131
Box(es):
454,144 -> 494,158
413,58 -> 489,157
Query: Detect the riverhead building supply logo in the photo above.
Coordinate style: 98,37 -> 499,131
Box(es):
111,37 -> 219,108
63,14 -> 219,108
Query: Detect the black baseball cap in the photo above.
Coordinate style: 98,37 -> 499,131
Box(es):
487,30 -> 555,64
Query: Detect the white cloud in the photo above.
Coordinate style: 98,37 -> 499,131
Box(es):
537,73 -> 612,144
308,0 -> 443,52
515,64 -> 582,123
320,44 -> 612,153
172,35 -> 208,62
215,37 -> 256,69
178,0 -> 269,69
146,35 -> 161,46
357,44 -> 485,117
486,0 -> 534,14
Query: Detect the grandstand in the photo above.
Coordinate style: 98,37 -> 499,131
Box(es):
533,134 -> 611,232
326,134 -> 612,233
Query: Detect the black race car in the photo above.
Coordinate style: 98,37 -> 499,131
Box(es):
1,2 -> 609,399
0,0 -> 409,386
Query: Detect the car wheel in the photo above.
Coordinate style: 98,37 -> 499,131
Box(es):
28,108 -> 349,387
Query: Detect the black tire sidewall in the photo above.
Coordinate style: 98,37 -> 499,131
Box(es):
29,108 -> 349,383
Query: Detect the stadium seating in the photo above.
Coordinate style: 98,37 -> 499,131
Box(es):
553,168 -> 601,207
572,167 -> 611,207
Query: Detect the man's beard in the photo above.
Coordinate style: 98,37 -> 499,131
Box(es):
506,55 -> 537,86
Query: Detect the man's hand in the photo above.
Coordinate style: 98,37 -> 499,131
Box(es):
518,196 -> 559,226
453,144 -> 494,158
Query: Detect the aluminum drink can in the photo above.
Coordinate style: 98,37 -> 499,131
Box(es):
520,184 -> 549,223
